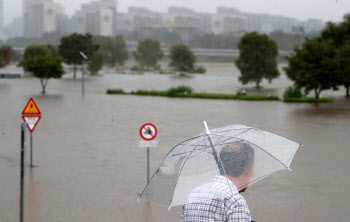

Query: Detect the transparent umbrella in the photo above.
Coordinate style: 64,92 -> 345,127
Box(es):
139,122 -> 300,208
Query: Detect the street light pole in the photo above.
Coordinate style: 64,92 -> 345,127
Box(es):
80,51 -> 88,97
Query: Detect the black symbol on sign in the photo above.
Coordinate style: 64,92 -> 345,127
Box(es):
143,126 -> 153,137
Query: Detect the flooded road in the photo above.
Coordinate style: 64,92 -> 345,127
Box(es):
1,63 -> 350,221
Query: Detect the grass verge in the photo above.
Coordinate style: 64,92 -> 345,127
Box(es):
107,88 -> 279,101
283,97 -> 332,103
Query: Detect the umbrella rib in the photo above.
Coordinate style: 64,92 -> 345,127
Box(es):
234,138 -> 290,169
168,136 -> 206,207
139,135 -> 203,202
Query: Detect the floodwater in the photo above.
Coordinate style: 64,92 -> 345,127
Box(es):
1,63 -> 350,222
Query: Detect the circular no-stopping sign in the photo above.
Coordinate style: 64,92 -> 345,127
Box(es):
140,123 -> 157,141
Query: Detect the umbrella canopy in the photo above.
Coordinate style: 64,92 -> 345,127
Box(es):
139,123 -> 300,207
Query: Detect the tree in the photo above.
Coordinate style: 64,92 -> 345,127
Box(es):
320,14 -> 350,97
320,14 -> 350,47
19,44 -> 52,71
284,38 -> 340,101
59,33 -> 98,79
134,39 -> 163,70
22,44 -> 51,60
20,56 -> 64,94
114,36 -> 129,66
92,35 -> 128,67
235,32 -> 280,88
169,44 -> 196,73
337,44 -> 350,97
88,52 -> 104,75
0,46 -> 12,68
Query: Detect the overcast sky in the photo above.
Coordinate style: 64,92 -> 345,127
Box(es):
4,0 -> 350,25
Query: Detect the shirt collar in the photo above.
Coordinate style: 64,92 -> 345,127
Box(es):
212,175 -> 239,193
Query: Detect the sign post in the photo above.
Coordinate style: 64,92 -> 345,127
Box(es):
20,123 -> 26,222
139,123 -> 158,184
21,98 -> 41,167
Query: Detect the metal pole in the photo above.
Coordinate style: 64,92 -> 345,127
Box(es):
147,147 -> 150,184
30,133 -> 33,167
20,124 -> 25,222
82,60 -> 85,97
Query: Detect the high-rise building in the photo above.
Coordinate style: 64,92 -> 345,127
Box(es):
72,0 -> 117,36
0,0 -> 4,38
23,0 -> 57,37
211,7 -> 245,35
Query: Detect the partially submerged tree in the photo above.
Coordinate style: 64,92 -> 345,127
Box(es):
235,32 -> 279,88
169,44 -> 196,73
21,56 -> 64,94
320,14 -> 350,97
0,46 -> 12,68
88,51 -> 104,75
93,35 -> 128,67
337,44 -> 350,97
134,39 -> 163,70
114,36 -> 129,66
59,33 -> 98,79
19,44 -> 52,71
285,38 -> 340,101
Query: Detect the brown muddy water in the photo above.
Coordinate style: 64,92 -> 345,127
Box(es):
1,63 -> 350,222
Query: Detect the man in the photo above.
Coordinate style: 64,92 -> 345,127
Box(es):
181,141 -> 255,222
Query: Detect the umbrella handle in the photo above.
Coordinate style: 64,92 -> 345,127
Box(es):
204,121 -> 210,135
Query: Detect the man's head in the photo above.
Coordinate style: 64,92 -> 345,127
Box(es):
219,141 -> 255,178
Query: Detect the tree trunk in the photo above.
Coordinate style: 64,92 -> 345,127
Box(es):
73,64 -> 76,79
346,86 -> 349,98
40,78 -> 48,94
256,80 -> 261,89
314,88 -> 320,103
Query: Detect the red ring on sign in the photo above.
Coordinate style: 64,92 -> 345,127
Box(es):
140,123 -> 157,141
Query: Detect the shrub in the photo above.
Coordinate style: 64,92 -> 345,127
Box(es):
106,89 -> 125,94
194,65 -> 206,74
167,85 -> 193,96
130,65 -> 145,72
283,86 -> 304,99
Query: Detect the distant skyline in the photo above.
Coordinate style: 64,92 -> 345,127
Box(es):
4,0 -> 350,25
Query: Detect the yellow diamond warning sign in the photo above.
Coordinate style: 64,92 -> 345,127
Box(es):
22,98 -> 41,133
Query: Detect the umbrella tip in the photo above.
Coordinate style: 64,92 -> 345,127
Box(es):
168,207 -> 171,211
203,121 -> 210,135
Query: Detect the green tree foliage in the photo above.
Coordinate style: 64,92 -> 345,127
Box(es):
0,46 -> 12,68
134,39 -> 163,70
321,14 -> 350,47
22,44 -> 51,60
93,35 -> 128,66
320,14 -> 350,97
20,56 -> 64,94
19,44 -> 52,71
88,52 -> 104,75
235,32 -> 279,88
337,44 -> 350,97
114,36 -> 129,65
59,33 -> 98,79
284,38 -> 340,101
189,34 -> 239,49
169,44 -> 196,73
46,44 -> 59,57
